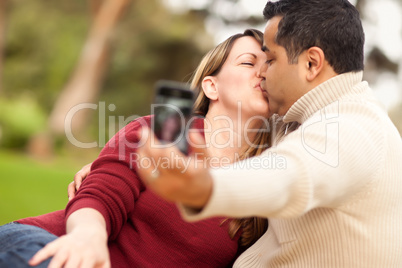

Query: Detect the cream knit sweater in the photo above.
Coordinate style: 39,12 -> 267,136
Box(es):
181,72 -> 402,267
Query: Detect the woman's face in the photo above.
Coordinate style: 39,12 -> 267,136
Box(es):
213,36 -> 269,123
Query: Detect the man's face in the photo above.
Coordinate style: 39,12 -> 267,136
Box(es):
260,16 -> 306,116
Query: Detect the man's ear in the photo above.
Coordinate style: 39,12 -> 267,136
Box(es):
305,47 -> 325,82
202,76 -> 219,101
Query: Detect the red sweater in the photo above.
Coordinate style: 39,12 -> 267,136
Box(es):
18,116 -> 239,267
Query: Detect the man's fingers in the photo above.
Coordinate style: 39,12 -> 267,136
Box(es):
136,129 -> 159,185
136,148 -> 159,186
67,182 -> 76,201
139,127 -> 154,149
69,162 -> 93,200
188,131 -> 209,161
74,173 -> 82,191
74,163 -> 92,190
137,127 -> 187,183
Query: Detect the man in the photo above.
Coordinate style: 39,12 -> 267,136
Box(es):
137,0 -> 402,267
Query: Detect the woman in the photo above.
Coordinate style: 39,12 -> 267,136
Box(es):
0,29 -> 270,268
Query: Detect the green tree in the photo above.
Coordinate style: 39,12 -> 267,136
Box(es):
0,0 -> 212,153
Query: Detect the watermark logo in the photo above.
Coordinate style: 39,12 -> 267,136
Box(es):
64,102 -> 141,148
63,101 -> 271,151
63,100 -> 340,169
301,102 -> 340,167
129,151 -> 287,173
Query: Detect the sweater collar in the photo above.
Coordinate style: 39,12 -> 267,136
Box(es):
283,71 -> 364,124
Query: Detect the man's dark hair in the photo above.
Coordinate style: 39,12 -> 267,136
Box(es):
263,0 -> 364,74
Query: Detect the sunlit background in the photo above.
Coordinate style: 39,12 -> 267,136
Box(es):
165,0 -> 402,111
0,0 -> 401,224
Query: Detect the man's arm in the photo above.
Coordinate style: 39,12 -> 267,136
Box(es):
137,109 -> 381,221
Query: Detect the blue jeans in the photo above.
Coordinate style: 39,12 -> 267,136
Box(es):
0,222 -> 57,268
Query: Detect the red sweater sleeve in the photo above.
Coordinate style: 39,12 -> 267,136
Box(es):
65,116 -> 150,240
18,116 -> 241,267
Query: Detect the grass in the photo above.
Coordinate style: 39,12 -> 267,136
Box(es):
0,150 -> 96,225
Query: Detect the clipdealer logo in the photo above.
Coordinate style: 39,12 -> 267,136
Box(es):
301,101 -> 340,167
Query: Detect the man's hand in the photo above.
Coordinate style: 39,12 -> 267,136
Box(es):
68,163 -> 92,201
136,127 -> 213,209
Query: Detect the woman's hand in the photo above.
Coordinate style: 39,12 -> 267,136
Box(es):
29,208 -> 110,268
68,163 -> 92,201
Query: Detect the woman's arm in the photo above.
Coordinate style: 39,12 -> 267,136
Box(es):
29,208 -> 110,268
30,117 -> 151,268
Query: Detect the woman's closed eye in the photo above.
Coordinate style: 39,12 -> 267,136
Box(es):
241,62 -> 254,66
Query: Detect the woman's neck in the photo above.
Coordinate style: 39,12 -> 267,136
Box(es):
203,111 -> 261,166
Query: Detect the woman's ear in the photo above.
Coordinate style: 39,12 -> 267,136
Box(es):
305,47 -> 325,82
202,76 -> 219,101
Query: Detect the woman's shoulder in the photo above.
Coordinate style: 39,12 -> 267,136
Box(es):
125,115 -> 152,131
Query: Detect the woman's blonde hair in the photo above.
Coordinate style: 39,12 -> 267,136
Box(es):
189,29 -> 269,247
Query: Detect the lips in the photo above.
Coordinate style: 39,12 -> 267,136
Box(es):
257,82 -> 268,93
260,80 -> 267,91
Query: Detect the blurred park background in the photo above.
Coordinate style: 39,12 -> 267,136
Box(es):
0,0 -> 401,225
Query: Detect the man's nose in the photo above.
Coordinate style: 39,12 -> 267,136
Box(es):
259,62 -> 268,78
